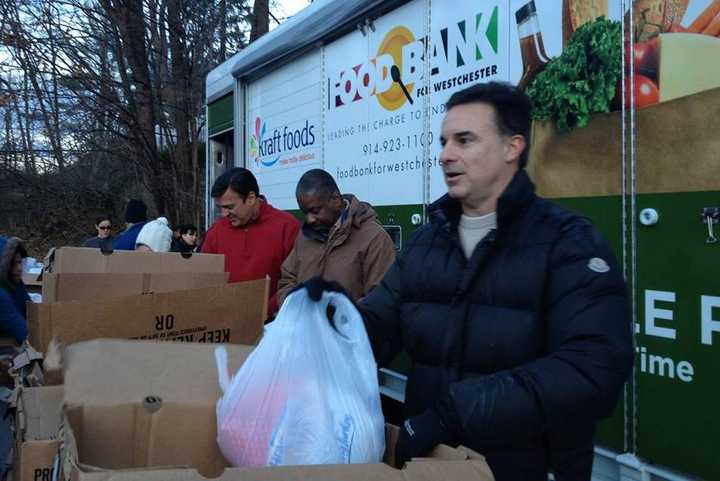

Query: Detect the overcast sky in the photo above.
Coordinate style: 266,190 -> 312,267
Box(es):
274,0 -> 312,22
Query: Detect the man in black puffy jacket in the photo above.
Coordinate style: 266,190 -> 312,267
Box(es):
303,82 -> 633,480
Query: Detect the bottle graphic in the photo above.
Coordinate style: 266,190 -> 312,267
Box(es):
516,1 -> 551,91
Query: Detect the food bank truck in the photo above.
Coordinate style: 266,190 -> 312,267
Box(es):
205,1 -> 720,478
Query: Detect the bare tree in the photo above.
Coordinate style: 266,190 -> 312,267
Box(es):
251,0 -> 269,41
0,0 -> 282,251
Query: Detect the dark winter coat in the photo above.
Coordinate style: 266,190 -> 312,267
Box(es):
170,237 -> 196,254
82,236 -> 114,250
361,170 -> 633,481
0,236 -> 29,343
277,194 -> 396,305
112,222 -> 146,251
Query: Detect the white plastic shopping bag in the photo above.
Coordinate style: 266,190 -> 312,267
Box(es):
215,289 -> 385,467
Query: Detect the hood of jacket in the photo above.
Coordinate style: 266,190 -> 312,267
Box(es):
0,235 -> 27,290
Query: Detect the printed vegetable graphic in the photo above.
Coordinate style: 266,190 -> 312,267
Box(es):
527,1 -> 720,126
527,18 -> 621,131
627,36 -> 660,79
687,0 -> 720,33
700,10 -> 720,36
625,74 -> 659,107
621,0 -> 720,108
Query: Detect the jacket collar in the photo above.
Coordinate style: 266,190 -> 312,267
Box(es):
302,222 -> 328,242
429,169 -> 536,240
302,194 -> 375,244
255,199 -> 271,223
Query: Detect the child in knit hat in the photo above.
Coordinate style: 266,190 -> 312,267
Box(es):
135,217 -> 173,252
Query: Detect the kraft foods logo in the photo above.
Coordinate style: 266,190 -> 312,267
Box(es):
328,6 -> 499,112
249,117 -> 316,167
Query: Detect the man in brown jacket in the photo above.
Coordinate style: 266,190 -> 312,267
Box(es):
277,169 -> 396,305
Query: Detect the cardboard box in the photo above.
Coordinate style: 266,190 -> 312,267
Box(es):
59,340 -> 495,481
27,279 -> 269,353
15,386 -> 64,481
44,247 -> 225,275
42,272 -> 230,303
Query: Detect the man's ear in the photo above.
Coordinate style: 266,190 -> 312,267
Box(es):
331,192 -> 343,209
504,134 -> 527,164
245,191 -> 257,203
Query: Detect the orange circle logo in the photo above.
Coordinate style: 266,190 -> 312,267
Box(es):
377,26 -> 416,111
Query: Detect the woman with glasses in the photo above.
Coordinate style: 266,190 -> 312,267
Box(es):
82,215 -> 114,250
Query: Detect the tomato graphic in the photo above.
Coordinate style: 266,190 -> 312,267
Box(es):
625,37 -> 659,80
624,74 -> 660,108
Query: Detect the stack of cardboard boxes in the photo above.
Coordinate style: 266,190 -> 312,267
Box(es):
13,247 -> 496,481
29,247 -> 268,351
14,247 -> 269,481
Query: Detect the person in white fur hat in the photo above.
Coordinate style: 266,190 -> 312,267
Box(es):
135,217 -> 173,252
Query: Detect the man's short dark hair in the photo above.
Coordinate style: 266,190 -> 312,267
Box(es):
446,82 -> 532,169
296,169 -> 340,200
211,167 -> 260,199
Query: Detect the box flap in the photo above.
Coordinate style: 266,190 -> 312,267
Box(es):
64,340 -> 253,405
384,424 -> 489,470
69,460 -> 494,481
42,272 -> 229,303
28,279 -> 268,353
19,386 -> 64,440
64,415 -> 495,481
45,247 -> 224,274
66,403 -> 223,476
401,459 -> 495,481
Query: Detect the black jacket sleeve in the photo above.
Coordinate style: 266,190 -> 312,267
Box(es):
439,220 -> 634,447
359,254 -> 406,367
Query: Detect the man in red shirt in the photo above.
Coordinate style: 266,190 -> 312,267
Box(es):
202,168 -> 300,315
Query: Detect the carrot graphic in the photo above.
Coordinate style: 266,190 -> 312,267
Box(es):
688,0 -> 720,32
703,12 -> 720,35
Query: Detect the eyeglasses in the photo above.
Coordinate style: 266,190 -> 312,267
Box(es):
98,226 -> 111,230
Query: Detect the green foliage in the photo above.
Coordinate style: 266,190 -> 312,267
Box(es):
527,17 -> 622,132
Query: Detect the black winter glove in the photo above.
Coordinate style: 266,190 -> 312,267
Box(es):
290,277 -> 354,332
292,276 -> 349,302
395,408 -> 451,468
